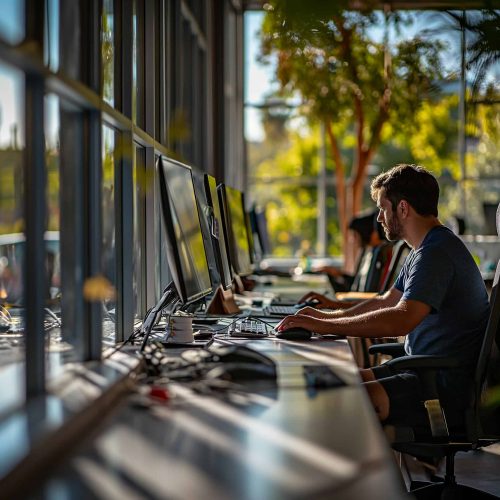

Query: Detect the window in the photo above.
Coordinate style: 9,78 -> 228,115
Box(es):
0,0 -> 24,45
132,0 -> 145,126
0,61 -> 24,409
102,125 -> 116,343
102,0 -> 115,107
133,145 -> 145,319
44,0 -> 60,72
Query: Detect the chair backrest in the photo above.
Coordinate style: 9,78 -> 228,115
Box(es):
380,240 -> 410,293
356,242 -> 393,293
351,247 -> 373,292
469,202 -> 500,438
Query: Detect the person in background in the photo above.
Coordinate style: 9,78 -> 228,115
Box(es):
307,210 -> 387,309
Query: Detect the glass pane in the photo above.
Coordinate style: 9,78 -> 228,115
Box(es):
132,0 -> 137,123
102,0 -> 115,107
133,145 -> 145,320
0,0 -> 24,45
44,94 -> 70,376
102,125 -> 116,344
0,62 -> 25,408
133,0 -> 144,126
44,0 -> 60,72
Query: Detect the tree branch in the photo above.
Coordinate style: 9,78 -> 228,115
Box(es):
325,119 -> 347,239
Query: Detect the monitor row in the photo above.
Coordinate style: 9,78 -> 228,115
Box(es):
157,156 -> 258,306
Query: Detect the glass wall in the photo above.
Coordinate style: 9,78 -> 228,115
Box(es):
102,0 -> 115,107
0,0 -> 24,45
102,125 -> 116,344
133,145 -> 145,321
0,0 -> 245,411
244,10 -> 500,260
0,62 -> 25,377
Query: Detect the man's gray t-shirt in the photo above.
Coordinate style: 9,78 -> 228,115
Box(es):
394,225 -> 490,415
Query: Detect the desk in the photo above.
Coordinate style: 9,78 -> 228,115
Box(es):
40,337 -> 406,499
252,273 -> 331,301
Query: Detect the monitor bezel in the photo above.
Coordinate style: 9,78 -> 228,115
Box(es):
157,156 -> 213,304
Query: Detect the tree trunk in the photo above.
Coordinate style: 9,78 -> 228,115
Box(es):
325,120 -> 346,239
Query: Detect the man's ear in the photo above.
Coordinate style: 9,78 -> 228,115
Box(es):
399,200 -> 409,217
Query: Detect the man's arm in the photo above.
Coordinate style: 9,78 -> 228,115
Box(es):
298,287 -> 403,319
277,298 -> 430,339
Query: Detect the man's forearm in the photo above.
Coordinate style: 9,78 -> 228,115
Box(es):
299,307 -> 410,338
326,295 -> 390,317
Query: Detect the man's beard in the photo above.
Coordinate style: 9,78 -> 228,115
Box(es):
384,212 -> 404,241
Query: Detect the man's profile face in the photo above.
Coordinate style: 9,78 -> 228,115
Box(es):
376,190 -> 404,241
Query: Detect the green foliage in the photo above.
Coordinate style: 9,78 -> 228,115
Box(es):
397,94 -> 460,177
251,124 -> 343,256
261,7 -> 444,138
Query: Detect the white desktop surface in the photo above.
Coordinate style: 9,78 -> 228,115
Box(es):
40,337 -> 406,499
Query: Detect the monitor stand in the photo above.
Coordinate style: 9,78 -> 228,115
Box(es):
140,282 -> 179,351
233,274 -> 246,294
206,285 -> 240,315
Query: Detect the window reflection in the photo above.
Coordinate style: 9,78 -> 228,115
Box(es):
133,145 -> 145,319
0,62 -> 24,369
0,0 -> 24,45
44,94 -> 61,307
44,0 -> 60,72
132,0 -> 144,125
102,0 -> 115,107
102,126 -> 116,342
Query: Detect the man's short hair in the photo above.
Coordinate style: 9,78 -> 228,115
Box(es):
371,164 -> 439,217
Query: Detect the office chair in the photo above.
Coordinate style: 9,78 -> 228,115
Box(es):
369,204 -> 500,499
379,240 -> 410,293
351,241 -> 394,293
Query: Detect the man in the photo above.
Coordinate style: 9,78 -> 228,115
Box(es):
277,164 -> 490,430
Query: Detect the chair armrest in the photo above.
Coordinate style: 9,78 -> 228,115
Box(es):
368,342 -> 405,358
385,355 -> 462,372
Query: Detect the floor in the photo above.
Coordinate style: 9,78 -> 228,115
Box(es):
402,442 -> 500,497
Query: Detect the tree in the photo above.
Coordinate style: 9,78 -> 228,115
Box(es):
260,3 -> 444,248
444,10 -> 500,94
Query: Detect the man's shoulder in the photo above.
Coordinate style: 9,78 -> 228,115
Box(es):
418,226 -> 464,257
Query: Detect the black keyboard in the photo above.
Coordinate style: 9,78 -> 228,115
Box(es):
264,304 -> 297,316
228,319 -> 269,338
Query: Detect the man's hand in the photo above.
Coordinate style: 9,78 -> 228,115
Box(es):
276,313 -> 313,332
295,306 -> 323,318
297,291 -> 339,309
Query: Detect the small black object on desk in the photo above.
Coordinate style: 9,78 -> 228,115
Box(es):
275,328 -> 312,341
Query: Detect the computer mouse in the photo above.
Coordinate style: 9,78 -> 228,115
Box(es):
275,328 -> 312,341
207,344 -> 275,366
205,363 -> 277,382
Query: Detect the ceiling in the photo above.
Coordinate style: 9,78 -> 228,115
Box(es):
242,1 -> 498,10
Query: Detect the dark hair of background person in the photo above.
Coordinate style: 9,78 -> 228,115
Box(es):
371,164 -> 439,217
348,210 -> 386,246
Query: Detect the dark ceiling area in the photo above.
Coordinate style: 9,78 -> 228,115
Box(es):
242,1 -> 499,10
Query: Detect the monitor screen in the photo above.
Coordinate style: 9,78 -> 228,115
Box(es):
204,175 -> 233,290
157,157 -> 212,304
218,184 -> 253,277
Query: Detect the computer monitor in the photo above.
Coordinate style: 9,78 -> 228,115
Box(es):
157,157 -> 212,304
249,205 -> 271,257
192,172 -> 223,291
243,195 -> 256,265
203,174 -> 233,290
217,184 -> 253,277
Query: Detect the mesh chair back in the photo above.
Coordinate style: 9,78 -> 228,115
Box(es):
469,203 -> 500,438
360,242 -> 393,292
380,240 -> 410,293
